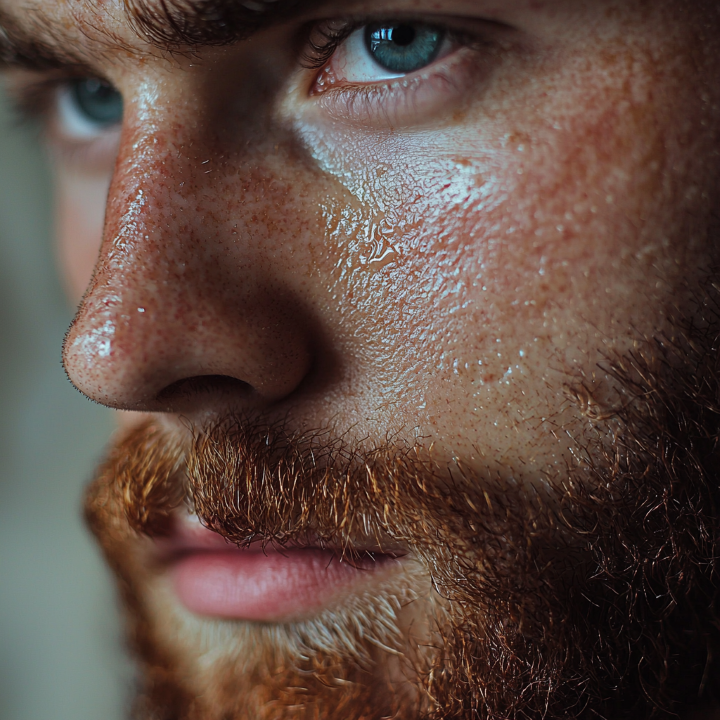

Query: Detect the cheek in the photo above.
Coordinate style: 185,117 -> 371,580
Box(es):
298,61 -> 717,467
55,170 -> 111,303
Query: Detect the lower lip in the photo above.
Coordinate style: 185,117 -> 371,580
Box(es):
171,545 -> 397,622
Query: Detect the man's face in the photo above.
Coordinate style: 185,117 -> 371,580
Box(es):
3,0 -> 720,717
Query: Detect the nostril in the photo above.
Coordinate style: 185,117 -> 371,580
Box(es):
156,375 -> 255,409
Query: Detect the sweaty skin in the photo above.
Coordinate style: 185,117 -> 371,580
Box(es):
3,0 -> 720,717
48,1 -> 719,471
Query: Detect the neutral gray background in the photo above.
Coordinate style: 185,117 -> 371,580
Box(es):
0,89 -> 128,719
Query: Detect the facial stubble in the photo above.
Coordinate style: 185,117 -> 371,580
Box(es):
85,293 -> 720,720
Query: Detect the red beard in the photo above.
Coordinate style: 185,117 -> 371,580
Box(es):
85,295 -> 720,720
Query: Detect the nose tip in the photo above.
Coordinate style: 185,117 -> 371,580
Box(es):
62,263 -> 315,414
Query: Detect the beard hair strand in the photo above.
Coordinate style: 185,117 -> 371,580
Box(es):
84,287 -> 720,720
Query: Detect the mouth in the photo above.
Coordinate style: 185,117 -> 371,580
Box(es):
153,515 -> 407,622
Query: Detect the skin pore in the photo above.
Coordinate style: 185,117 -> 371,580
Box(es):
2,0 -> 720,717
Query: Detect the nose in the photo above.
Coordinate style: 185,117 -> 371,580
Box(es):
62,125 -> 315,415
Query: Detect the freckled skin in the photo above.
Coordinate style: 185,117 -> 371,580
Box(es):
41,0 -> 719,487
4,0 -> 717,713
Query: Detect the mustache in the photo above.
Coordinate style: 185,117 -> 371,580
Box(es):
84,284 -> 720,718
112,416 -> 547,563
93,389 -> 720,720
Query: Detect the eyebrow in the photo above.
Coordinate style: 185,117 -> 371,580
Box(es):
125,0 -> 317,50
0,0 -> 332,71
0,11 -> 93,70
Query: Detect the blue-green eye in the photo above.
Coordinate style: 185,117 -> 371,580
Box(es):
364,23 -> 446,74
69,78 -> 123,127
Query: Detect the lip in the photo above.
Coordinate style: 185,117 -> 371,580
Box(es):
154,516 -> 405,622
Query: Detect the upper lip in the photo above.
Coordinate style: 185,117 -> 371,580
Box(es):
151,513 -> 409,563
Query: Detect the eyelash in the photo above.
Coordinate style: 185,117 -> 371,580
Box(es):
7,16 -> 493,131
300,17 -> 483,72
301,20 -> 359,70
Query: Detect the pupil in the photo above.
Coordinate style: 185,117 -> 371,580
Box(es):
71,78 -> 123,126
391,25 -> 415,47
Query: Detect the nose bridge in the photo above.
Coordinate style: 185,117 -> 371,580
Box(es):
92,129 -> 213,308
63,120 -> 315,412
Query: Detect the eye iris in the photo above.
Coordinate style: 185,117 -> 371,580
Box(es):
365,23 -> 445,74
70,78 -> 123,126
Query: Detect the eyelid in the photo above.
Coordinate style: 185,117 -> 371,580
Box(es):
311,47 -> 481,128
5,72 -> 122,171
301,18 -> 363,69
5,70 -> 99,126
300,14 -> 513,71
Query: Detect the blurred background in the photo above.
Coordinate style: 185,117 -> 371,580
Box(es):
0,89 -> 128,719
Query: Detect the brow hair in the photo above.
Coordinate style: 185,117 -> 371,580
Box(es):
123,0 -> 319,51
0,0 -> 329,71
0,9 -> 92,70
